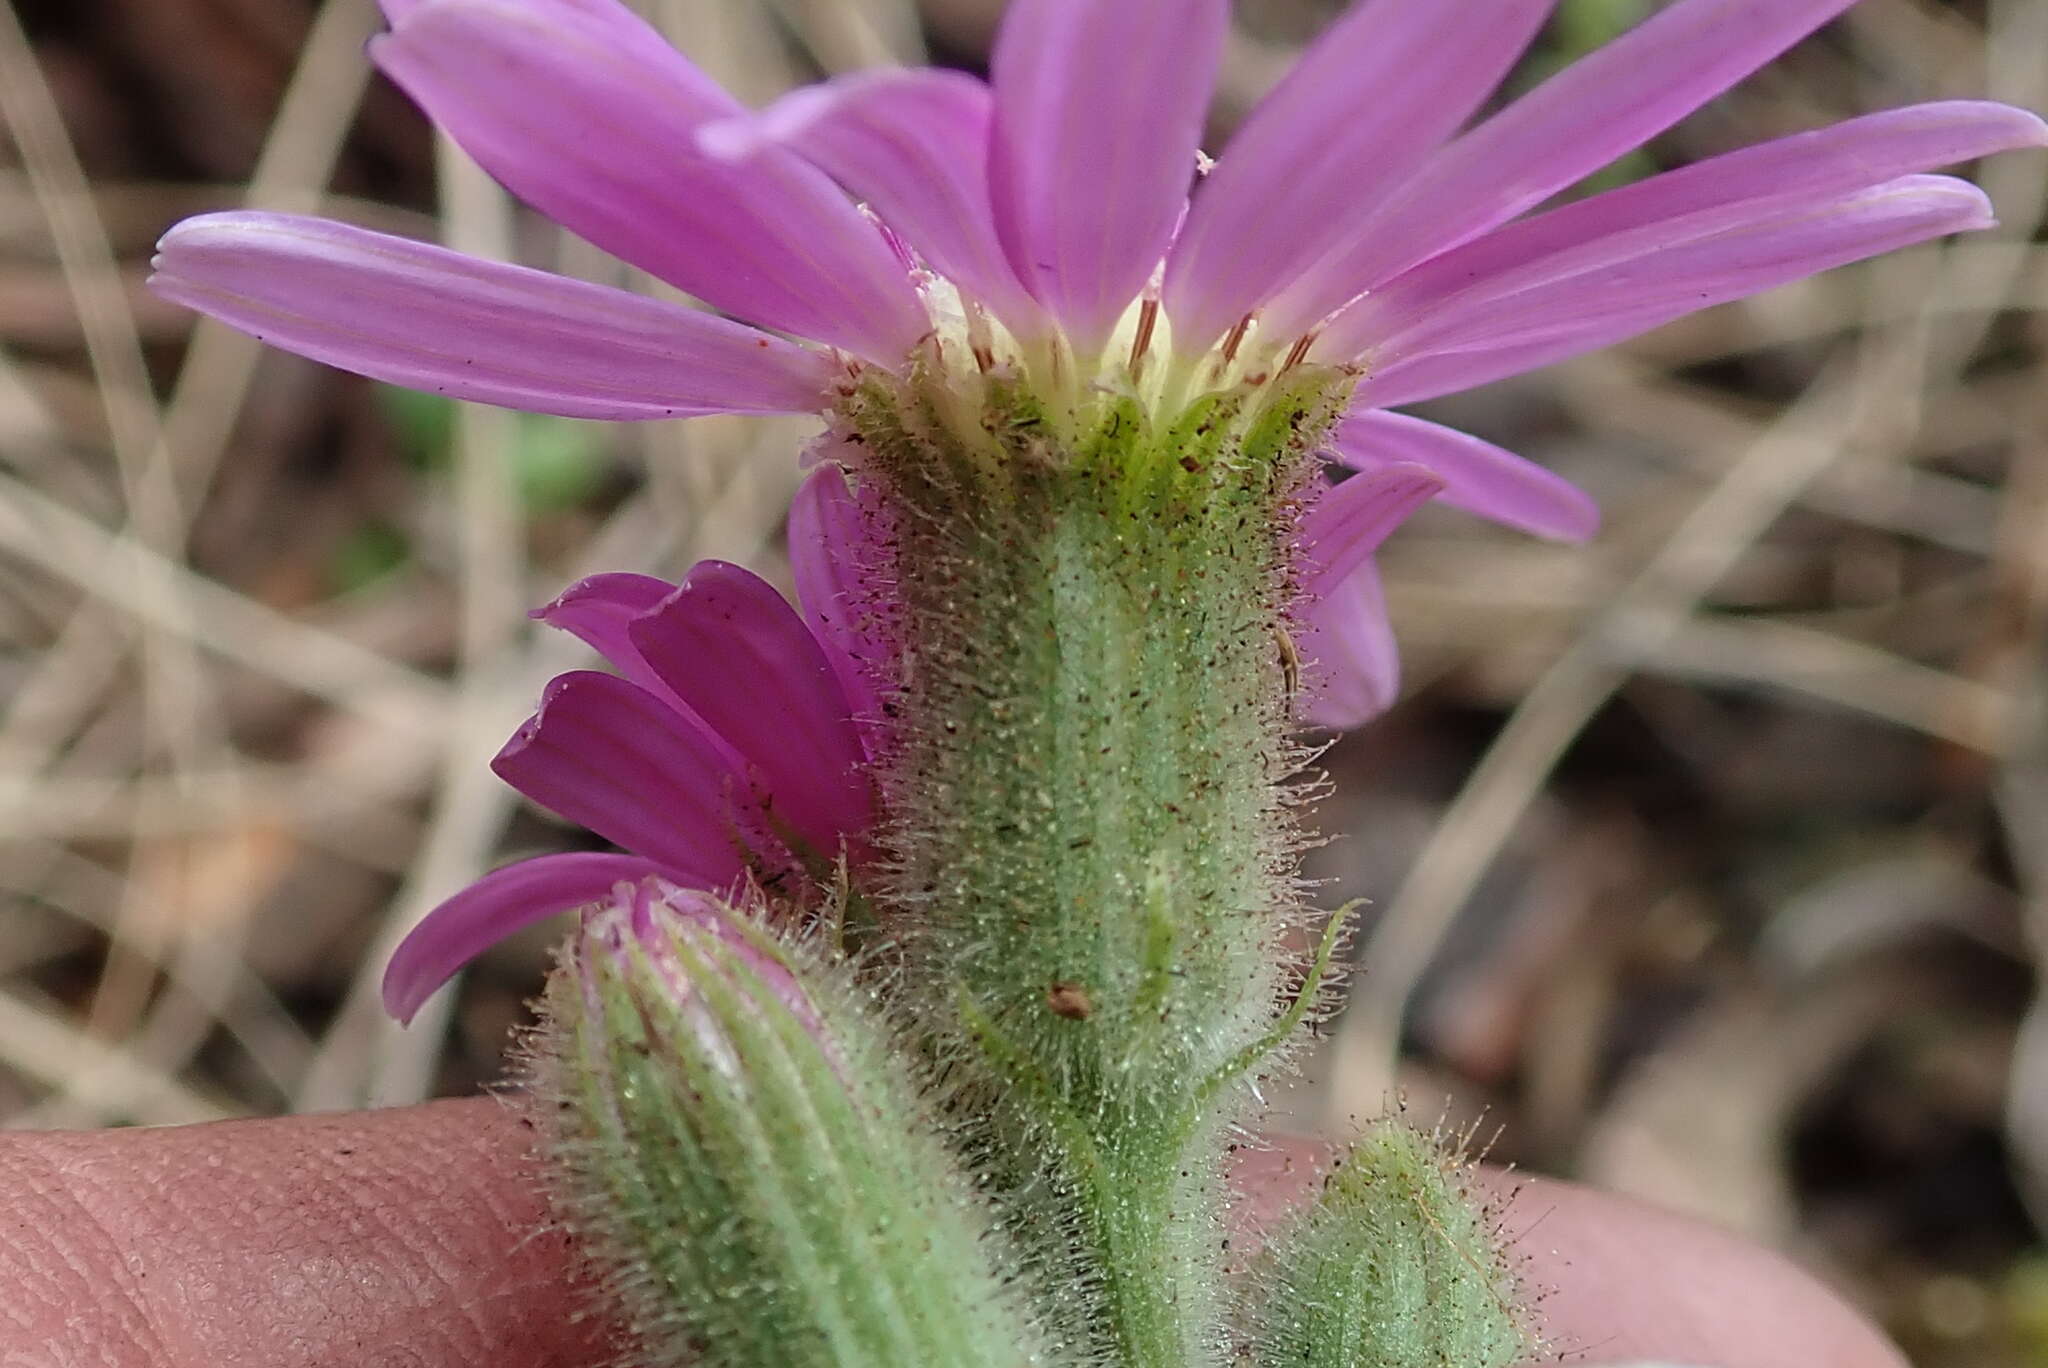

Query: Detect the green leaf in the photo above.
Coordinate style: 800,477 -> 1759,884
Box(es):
1554,0 -> 1649,55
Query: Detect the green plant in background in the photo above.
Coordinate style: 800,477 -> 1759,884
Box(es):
1537,0 -> 1658,193
380,385 -> 609,514
330,387 -> 612,591
1554,0 -> 1650,55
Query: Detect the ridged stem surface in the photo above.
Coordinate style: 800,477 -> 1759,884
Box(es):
844,361 -> 1353,1364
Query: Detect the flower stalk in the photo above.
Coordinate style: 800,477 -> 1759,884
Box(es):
836,361 -> 1355,1365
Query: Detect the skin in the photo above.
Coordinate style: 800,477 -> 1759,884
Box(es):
0,1098 -> 1906,1368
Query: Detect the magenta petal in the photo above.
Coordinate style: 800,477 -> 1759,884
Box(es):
701,68 -> 1045,336
384,0 -> 645,30
1263,0 -> 1861,336
530,572 -> 696,708
627,564 -> 871,860
1292,464 -> 1436,728
788,464 -> 887,729
987,0 -> 1229,352
1299,560 -> 1400,731
493,671 -> 759,884
1349,175 -> 1995,394
373,1 -> 926,363
1333,410 -> 1598,543
1298,463 -> 1443,594
149,212 -> 832,419
1329,101 -> 2048,354
531,573 -> 765,777
1359,334 -> 1663,411
382,851 -> 664,1022
1162,0 -> 1553,352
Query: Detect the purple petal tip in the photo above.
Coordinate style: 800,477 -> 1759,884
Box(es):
2007,106 -> 2048,148
697,86 -> 835,162
382,851 -> 668,1023
695,115 -> 771,162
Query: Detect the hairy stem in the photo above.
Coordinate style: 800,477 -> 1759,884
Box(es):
840,361 -> 1353,1363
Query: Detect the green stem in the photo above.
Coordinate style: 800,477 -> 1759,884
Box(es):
840,361 -> 1354,1364
1085,1124 -> 1233,1368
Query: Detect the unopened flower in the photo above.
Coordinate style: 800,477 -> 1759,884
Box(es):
152,0 -> 2044,726
382,514 -> 878,1022
536,876 -> 1055,1368
565,877 -> 827,1070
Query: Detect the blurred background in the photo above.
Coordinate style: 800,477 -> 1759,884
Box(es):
0,0 -> 2043,1361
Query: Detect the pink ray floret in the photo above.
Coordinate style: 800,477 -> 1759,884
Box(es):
1294,465 -> 1443,729
381,496 -> 880,1021
152,0 -> 2042,743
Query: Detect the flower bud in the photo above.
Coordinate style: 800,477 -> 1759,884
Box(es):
530,879 -> 1056,1368
1244,1119 -> 1535,1368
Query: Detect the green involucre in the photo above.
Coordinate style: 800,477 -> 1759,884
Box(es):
527,910 -> 1060,1368
829,360 -> 1356,1367
840,360 -> 1352,1099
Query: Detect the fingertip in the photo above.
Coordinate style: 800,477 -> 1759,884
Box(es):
0,1098 -> 615,1368
1497,1173 -> 1909,1368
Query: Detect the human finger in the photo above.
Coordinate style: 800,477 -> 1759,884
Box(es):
0,1102 -> 1908,1368
0,1097 -> 609,1368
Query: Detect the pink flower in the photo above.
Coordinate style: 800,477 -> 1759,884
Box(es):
381,487 -> 879,1022
152,0 -> 2042,729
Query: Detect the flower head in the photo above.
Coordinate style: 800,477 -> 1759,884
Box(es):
381,488 -> 881,1021
153,0 -> 2043,728
566,878 -> 827,1073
